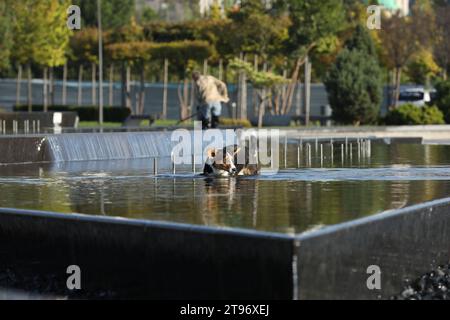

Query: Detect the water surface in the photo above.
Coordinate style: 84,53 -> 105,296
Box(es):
0,142 -> 449,233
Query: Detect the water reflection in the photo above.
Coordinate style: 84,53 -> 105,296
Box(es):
0,143 -> 449,233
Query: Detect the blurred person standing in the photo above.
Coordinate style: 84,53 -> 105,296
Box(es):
192,71 -> 230,129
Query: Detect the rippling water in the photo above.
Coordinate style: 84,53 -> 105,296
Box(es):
0,142 -> 449,233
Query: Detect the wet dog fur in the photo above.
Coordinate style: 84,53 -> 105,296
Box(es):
203,145 -> 259,177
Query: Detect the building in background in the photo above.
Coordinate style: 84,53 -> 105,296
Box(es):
372,0 -> 410,15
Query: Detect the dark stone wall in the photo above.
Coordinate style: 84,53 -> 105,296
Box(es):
0,208 -> 295,299
295,198 -> 450,300
0,136 -> 53,164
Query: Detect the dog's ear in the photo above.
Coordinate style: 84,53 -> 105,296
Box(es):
233,147 -> 241,156
207,148 -> 216,158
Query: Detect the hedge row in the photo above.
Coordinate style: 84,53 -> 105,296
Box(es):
14,105 -> 131,122
384,104 -> 445,125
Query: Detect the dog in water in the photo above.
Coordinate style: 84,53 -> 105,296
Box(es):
203,145 -> 259,177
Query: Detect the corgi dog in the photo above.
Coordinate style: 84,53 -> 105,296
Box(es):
203,145 -> 259,177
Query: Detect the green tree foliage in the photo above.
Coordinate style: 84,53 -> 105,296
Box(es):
110,17 -> 144,43
434,80 -> 450,122
406,49 -> 441,85
229,57 -> 288,127
106,42 -> 152,64
153,40 -> 215,79
434,4 -> 450,79
70,28 -> 100,66
385,104 -> 445,125
11,0 -> 71,68
228,4 -> 290,59
379,3 -> 435,108
282,0 -> 346,56
33,0 -> 72,68
229,58 -> 287,90
0,0 -> 13,71
73,0 -> 135,29
139,7 -> 159,24
345,24 -> 377,56
324,25 -> 383,125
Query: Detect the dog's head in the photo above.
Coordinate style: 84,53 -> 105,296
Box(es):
204,147 -> 240,177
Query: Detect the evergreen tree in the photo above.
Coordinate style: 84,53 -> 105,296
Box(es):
324,25 -> 383,125
345,24 -> 377,57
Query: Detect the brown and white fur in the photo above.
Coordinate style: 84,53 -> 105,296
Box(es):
203,145 -> 259,177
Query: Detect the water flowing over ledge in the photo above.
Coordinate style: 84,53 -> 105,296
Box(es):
0,131 -> 238,164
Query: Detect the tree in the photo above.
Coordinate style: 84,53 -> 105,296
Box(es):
147,41 -> 215,120
139,7 -> 159,24
11,0 -> 71,111
379,4 -> 435,108
106,41 -> 152,114
0,0 -> 13,72
277,0 -> 346,117
324,25 -> 383,125
74,0 -> 135,29
70,28 -> 100,106
434,80 -> 450,123
434,5 -> 450,80
406,49 -> 441,85
229,58 -> 288,127
33,0 -> 72,110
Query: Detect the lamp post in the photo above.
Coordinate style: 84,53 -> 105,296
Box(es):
97,0 -> 104,126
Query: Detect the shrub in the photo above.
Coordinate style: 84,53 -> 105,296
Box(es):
324,25 -> 383,125
13,105 -> 131,122
219,118 -> 252,128
384,104 -> 445,125
434,80 -> 450,123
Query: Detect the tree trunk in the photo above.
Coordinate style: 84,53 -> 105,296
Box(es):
49,67 -> 54,106
139,66 -> 146,115
258,92 -> 266,129
281,54 -> 310,115
162,58 -> 168,119
295,78 -> 302,117
177,79 -> 190,120
78,64 -> 83,106
253,55 -> 259,117
62,63 -> 68,105
393,67 -> 402,109
27,64 -> 32,112
109,64 -> 114,106
126,64 -> 131,111
303,56 -> 312,126
121,62 -> 126,108
43,67 -> 48,112
240,71 -> 247,119
91,62 -> 97,105
280,60 -> 288,114
260,62 -> 268,118
16,65 -> 22,107
218,59 -> 223,81
203,59 -> 208,75
183,78 -> 189,119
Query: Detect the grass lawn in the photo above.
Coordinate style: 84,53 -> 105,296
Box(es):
78,121 -> 122,128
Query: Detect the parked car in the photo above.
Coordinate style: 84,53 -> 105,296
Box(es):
397,87 -> 435,107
